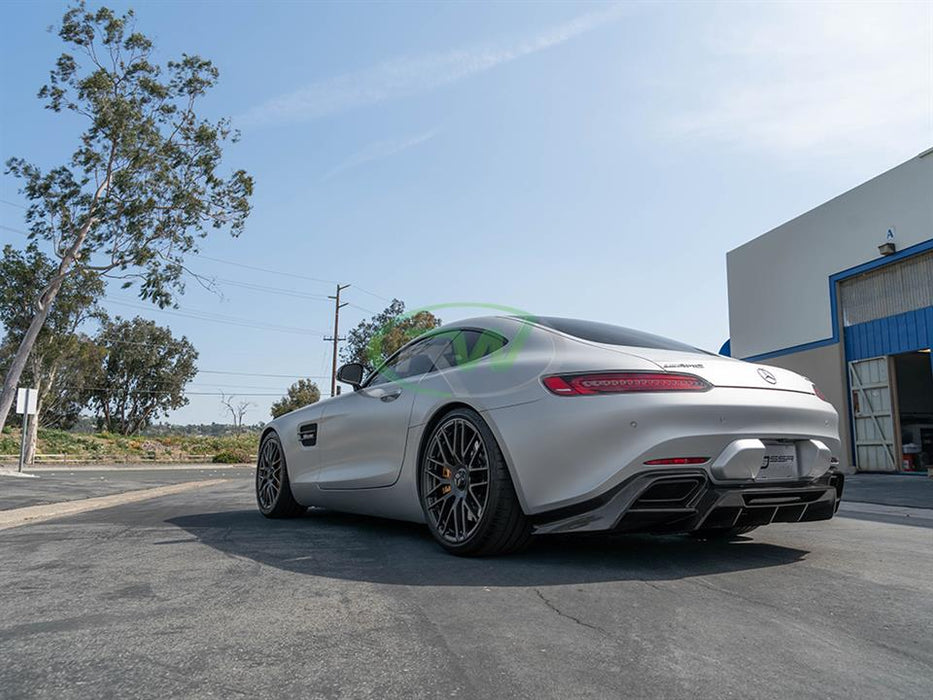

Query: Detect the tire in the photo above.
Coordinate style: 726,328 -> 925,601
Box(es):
689,525 -> 758,540
419,408 -> 531,556
256,431 -> 304,519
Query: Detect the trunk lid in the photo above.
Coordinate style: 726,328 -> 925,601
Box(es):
592,346 -> 816,394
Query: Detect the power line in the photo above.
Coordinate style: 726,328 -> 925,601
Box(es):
346,302 -> 379,315
197,369 -> 329,379
196,254 -> 338,285
0,199 -> 27,210
98,335 -> 195,350
0,224 -> 29,237
104,297 -> 328,336
352,285 -> 393,303
67,387 -> 286,396
195,253 -> 392,303
210,277 -> 331,301
188,382 -> 291,391
200,273 -> 385,313
0,220 -> 394,307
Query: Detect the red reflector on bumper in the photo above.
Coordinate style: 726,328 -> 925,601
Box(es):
644,457 -> 709,465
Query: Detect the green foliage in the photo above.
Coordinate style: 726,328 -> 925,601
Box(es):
0,426 -> 258,462
0,244 -> 102,335
36,337 -> 105,429
32,428 -> 105,455
91,316 -> 198,434
139,421 -> 264,437
212,449 -> 252,464
342,299 -> 442,368
0,243 -> 105,428
5,2 -> 253,308
270,378 -> 321,418
0,432 -> 18,454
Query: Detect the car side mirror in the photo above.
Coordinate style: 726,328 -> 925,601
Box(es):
336,362 -> 366,391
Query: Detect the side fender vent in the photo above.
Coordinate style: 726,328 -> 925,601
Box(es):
298,423 -> 318,447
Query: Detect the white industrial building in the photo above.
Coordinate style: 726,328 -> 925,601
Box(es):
725,148 -> 933,472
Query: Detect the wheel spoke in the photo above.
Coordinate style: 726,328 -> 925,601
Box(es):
428,456 -> 451,469
457,420 -> 467,462
439,497 -> 455,533
440,429 -> 457,465
467,441 -> 481,468
428,491 -> 453,511
460,423 -> 474,460
425,482 -> 446,498
467,490 -> 483,515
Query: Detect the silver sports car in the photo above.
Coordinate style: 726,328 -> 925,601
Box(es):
255,316 -> 844,556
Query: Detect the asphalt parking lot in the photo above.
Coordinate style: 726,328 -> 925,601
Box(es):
0,467 -> 931,699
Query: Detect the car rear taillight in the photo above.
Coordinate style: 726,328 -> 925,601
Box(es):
644,457 -> 709,465
542,372 -> 711,395
812,383 -> 829,402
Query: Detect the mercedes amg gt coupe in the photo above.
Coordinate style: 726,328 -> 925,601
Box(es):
255,316 -> 844,556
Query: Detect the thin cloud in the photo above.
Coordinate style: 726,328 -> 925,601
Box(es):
664,2 -> 932,158
241,4 -> 627,126
322,129 -> 439,180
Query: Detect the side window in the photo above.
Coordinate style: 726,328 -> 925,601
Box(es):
366,332 -> 459,386
449,329 -> 508,367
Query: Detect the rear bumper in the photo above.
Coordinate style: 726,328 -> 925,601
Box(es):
485,386 -> 840,515
532,468 -> 845,535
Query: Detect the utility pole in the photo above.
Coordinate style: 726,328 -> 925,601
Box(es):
324,283 -> 350,397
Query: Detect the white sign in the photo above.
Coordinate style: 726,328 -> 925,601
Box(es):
886,227 -> 896,242
15,388 -> 38,416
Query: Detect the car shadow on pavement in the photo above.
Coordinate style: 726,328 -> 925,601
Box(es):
166,508 -> 809,587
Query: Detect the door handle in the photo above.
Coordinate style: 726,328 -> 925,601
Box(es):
380,389 -> 402,402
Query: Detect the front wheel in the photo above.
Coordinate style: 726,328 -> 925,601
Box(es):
256,432 -> 304,518
419,408 -> 531,556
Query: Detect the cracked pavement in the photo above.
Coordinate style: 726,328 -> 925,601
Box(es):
0,468 -> 931,698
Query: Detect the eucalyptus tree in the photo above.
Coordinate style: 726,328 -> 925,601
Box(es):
0,244 -> 105,461
270,379 -> 322,419
92,316 -> 198,435
0,3 -> 253,430
342,299 -> 442,368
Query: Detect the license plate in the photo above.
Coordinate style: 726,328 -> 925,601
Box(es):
758,443 -> 798,480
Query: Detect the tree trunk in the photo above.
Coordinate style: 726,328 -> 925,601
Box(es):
0,296 -> 59,432
0,242 -> 85,431
25,404 -> 39,465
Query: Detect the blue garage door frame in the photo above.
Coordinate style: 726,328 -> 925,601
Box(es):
838,246 -> 933,469
844,306 -> 933,361
739,239 -> 933,363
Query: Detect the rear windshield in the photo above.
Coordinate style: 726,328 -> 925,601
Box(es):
531,317 -> 705,353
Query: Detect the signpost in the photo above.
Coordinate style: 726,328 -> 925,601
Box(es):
15,388 -> 38,473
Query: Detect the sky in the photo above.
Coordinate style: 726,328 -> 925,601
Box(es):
1,0 -> 931,425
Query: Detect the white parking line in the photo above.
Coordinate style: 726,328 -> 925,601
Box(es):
0,479 -> 231,531
18,464 -> 251,472
838,501 -> 933,522
0,470 -> 40,479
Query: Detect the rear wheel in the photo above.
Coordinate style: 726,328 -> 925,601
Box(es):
256,432 -> 304,518
419,408 -> 531,556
